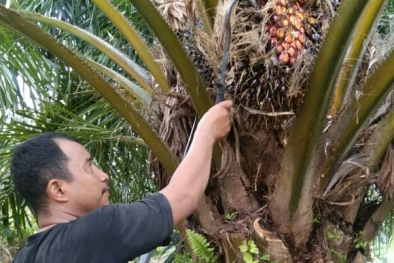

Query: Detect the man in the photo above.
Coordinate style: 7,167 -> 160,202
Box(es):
11,100 -> 233,263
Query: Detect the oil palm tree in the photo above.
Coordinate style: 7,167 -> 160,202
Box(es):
0,0 -> 154,248
0,0 -> 394,262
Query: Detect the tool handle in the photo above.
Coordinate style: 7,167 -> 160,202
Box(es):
215,87 -> 225,104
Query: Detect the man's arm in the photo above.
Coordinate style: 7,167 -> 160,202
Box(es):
160,100 -> 233,225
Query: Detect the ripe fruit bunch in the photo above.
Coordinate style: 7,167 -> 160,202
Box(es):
266,0 -> 319,66
225,0 -> 326,131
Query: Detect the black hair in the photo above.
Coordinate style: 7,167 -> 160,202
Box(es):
10,132 -> 79,215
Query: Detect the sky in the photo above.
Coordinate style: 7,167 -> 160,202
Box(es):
387,237 -> 394,261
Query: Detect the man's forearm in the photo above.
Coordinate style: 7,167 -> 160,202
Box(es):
174,132 -> 214,203
161,132 -> 214,225
160,100 -> 232,225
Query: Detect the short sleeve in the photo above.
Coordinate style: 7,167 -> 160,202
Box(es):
75,193 -> 174,262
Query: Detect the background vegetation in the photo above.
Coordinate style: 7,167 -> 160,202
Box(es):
1,0 -> 394,262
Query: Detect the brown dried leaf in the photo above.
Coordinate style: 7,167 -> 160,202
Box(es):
377,145 -> 394,200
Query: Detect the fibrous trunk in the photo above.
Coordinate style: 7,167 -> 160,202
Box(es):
149,0 -> 392,262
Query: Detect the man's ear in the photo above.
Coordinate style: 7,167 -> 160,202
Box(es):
47,179 -> 69,202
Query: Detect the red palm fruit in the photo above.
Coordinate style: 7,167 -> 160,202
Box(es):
262,81 -> 269,90
296,10 -> 305,20
285,34 -> 293,43
277,44 -> 284,54
290,15 -> 302,29
281,42 -> 290,50
298,5 -> 305,13
291,30 -> 300,39
277,28 -> 285,39
274,5 -> 283,15
282,18 -> 289,27
290,57 -> 297,66
269,26 -> 278,37
265,100 -> 273,111
295,40 -> 303,50
298,33 -> 306,43
287,46 -> 297,57
272,15 -> 281,23
308,17 -> 317,25
270,38 -> 278,47
279,51 -> 289,63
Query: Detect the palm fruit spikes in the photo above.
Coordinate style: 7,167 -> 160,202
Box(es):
265,0 -> 319,66
220,0 -> 327,131
156,0 -> 217,86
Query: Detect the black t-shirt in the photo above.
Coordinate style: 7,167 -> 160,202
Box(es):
12,193 -> 173,263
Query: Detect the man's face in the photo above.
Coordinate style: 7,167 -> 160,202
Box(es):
57,139 -> 110,217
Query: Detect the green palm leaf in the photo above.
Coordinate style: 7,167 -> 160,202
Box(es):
1,0 -> 394,261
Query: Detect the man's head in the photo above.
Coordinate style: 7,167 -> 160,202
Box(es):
11,132 -> 110,218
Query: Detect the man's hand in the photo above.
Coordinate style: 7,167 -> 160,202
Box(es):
161,100 -> 234,226
194,100 -> 233,145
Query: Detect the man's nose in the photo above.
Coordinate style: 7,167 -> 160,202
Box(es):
97,167 -> 109,181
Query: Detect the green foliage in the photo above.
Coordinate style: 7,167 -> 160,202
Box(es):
225,212 -> 237,221
0,237 -> 13,263
327,229 -> 341,241
239,239 -> 277,263
354,232 -> 369,250
0,0 -> 394,260
260,254 -> 277,263
239,239 -> 259,263
183,229 -> 218,263
328,248 -> 348,263
0,0 -> 158,241
371,209 -> 394,260
174,250 -> 194,263
377,0 -> 394,35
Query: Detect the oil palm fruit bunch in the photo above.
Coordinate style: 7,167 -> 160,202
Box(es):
266,0 -> 319,66
153,0 -> 218,178
156,0 -> 217,87
222,0 -> 330,131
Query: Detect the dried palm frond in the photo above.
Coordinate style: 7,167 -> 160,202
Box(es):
156,0 -> 188,32
149,83 -> 196,188
377,144 -> 394,200
323,153 -> 370,202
